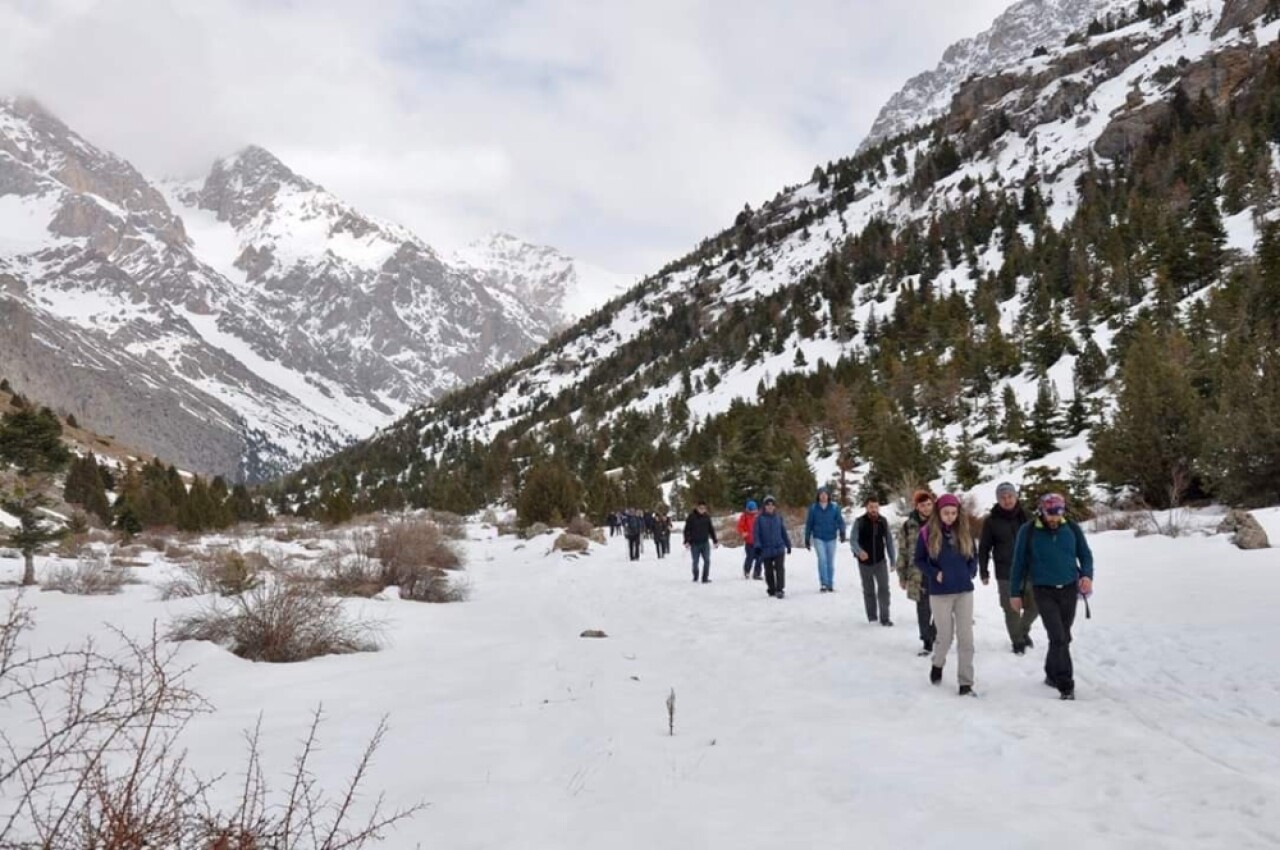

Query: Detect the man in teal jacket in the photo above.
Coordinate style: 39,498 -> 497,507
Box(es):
1010,493 -> 1094,701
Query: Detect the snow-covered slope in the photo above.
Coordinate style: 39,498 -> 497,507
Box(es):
0,100 -> 608,481
454,232 -> 635,328
285,0 -> 1280,512
3,518 -> 1278,848
861,0 -> 1125,150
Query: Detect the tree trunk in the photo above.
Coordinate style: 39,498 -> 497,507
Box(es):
21,551 -> 35,586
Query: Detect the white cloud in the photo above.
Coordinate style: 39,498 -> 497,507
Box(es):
1,0 -> 1013,272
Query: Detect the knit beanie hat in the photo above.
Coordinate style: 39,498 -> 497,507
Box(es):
996,482 -> 1018,498
746,500 -> 758,511
936,493 -> 962,511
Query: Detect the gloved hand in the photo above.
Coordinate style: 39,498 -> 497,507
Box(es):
786,547 -> 792,555
839,534 -> 846,544
804,541 -> 811,550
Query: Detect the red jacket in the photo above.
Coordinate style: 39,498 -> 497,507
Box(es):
737,511 -> 758,545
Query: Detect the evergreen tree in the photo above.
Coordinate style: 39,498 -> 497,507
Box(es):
516,457 -> 582,526
1023,376 -> 1060,459
2,486 -> 66,586
1001,385 -> 1025,444
0,407 -> 70,475
63,453 -> 111,525
952,425 -> 983,489
1092,324 -> 1203,507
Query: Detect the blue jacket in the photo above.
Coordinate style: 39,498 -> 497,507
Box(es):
804,502 -> 846,544
1009,519 -> 1093,596
752,512 -> 792,559
914,526 -> 977,595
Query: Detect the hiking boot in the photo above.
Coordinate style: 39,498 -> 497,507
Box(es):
701,578 -> 711,584
819,586 -> 829,594
916,647 -> 932,657
959,685 -> 975,697
775,590 -> 785,599
753,574 -> 763,580
880,620 -> 894,627
1059,690 -> 1075,701
868,617 -> 878,624
930,665 -> 943,685
767,590 -> 776,597
1012,643 -> 1026,655
1044,676 -> 1057,688
1025,637 -> 1035,649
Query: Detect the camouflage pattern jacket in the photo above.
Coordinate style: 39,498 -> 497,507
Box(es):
897,510 -> 928,600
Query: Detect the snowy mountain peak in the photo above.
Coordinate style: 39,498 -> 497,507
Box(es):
454,232 -> 635,327
861,0 -> 1123,151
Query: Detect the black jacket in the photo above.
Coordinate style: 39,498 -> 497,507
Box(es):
683,511 -> 718,545
979,503 -> 1030,581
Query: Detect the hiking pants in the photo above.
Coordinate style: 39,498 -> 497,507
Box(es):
930,591 -> 975,688
690,541 -> 711,581
859,560 -> 892,623
998,576 -> 1040,647
1034,584 -> 1079,694
763,554 -> 786,595
743,546 -> 762,578
655,534 -> 670,558
627,535 -> 641,560
814,538 -> 838,589
915,587 -> 936,647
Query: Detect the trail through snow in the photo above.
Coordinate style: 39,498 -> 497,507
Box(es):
3,521 -> 1279,848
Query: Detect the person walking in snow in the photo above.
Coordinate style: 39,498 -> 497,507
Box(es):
623,508 -> 644,561
683,501 -> 718,583
644,510 -> 656,540
752,495 -> 792,598
915,493 -> 978,696
1009,493 -> 1094,701
607,512 -> 620,538
804,487 -> 846,593
738,500 -> 762,579
898,490 -> 938,655
979,482 -> 1037,655
653,508 -> 673,559
852,497 -> 895,624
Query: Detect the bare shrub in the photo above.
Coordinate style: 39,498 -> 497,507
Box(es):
160,548 -> 263,600
566,515 -> 595,538
553,533 -> 591,553
136,531 -> 174,552
716,517 -> 743,548
375,518 -> 462,578
426,510 -> 467,540
170,582 -> 380,663
398,568 -> 471,603
164,542 -> 197,561
0,597 -> 420,847
316,532 -> 383,598
1091,506 -> 1143,533
41,552 -> 133,595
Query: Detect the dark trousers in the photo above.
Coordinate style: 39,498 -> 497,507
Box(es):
763,554 -> 786,594
743,547 -> 762,578
655,535 -> 670,558
627,536 -> 641,560
690,542 -> 711,580
1034,584 -> 1079,694
859,560 -> 892,623
915,589 -> 936,647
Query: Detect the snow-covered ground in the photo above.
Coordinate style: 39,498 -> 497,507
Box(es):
2,518 -> 1279,849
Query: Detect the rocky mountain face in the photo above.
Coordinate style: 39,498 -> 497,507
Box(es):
280,0 -> 1280,514
861,0 -> 1124,151
0,100 -> 615,482
453,233 -> 635,330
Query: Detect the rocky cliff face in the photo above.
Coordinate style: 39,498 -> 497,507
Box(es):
861,0 -> 1122,151
0,99 -> 602,481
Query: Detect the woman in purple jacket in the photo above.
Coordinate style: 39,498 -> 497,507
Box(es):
914,493 -> 978,696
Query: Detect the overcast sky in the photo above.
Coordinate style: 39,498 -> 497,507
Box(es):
0,0 -> 1012,273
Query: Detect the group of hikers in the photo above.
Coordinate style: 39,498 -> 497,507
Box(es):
608,507 -> 674,561
611,482 -> 1095,701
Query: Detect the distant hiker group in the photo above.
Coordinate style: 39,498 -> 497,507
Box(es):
604,482 -> 1095,701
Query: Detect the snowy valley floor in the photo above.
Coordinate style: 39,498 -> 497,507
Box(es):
4,514 -> 1280,849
